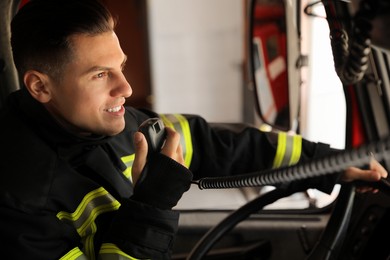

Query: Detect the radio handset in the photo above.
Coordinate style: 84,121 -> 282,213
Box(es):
138,118 -> 167,156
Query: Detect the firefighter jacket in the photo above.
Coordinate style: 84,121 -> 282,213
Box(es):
0,88 -> 339,259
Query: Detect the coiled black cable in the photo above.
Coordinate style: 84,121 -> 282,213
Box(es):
328,0 -> 378,85
194,137 -> 390,190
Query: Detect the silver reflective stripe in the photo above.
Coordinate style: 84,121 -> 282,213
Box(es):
160,114 -> 193,167
57,187 -> 121,259
272,132 -> 302,168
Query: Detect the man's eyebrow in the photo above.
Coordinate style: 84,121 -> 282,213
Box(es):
85,66 -> 110,74
83,55 -> 128,74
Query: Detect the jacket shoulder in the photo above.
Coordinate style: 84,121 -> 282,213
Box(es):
0,110 -> 57,209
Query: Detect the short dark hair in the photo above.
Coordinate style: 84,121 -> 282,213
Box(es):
11,0 -> 115,80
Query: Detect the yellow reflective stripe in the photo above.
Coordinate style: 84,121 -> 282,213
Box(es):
57,187 -> 120,259
175,114 -> 193,167
57,187 -> 120,235
160,114 -> 174,129
160,114 -> 193,167
99,243 -> 144,259
60,244 -> 145,260
60,247 -> 87,260
84,222 -> 97,259
272,132 -> 302,168
289,135 -> 302,165
273,132 -> 287,168
121,154 -> 135,180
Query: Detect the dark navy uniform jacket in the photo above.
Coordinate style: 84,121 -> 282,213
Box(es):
0,88 -> 338,259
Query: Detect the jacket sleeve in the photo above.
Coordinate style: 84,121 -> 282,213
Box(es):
158,113 -> 341,194
0,204 -> 81,260
106,150 -> 192,259
0,188 -> 182,260
0,148 -> 190,260
105,199 -> 179,260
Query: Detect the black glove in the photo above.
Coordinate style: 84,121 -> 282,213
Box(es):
131,153 -> 193,210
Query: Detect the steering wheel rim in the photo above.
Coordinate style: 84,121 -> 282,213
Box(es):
186,188 -> 295,260
186,184 -> 357,260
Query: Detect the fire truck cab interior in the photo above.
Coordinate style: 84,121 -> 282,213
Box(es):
1,0 -> 390,259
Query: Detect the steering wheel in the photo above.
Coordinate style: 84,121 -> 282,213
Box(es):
186,188 -> 296,260
186,179 -> 390,260
188,135 -> 390,259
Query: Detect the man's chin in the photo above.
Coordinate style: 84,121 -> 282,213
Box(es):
105,125 -> 126,136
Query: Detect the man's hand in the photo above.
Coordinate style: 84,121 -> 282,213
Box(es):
342,159 -> 388,193
130,126 -> 192,210
132,127 -> 185,184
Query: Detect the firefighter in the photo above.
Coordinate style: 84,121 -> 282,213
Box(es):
0,0 -> 386,259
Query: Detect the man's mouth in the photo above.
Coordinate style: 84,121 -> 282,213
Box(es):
106,106 -> 122,112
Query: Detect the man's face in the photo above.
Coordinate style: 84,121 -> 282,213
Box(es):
43,31 -> 132,136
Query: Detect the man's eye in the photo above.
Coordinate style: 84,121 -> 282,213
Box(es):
96,72 -> 107,78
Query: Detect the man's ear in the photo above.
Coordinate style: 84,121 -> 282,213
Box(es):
23,70 -> 52,103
